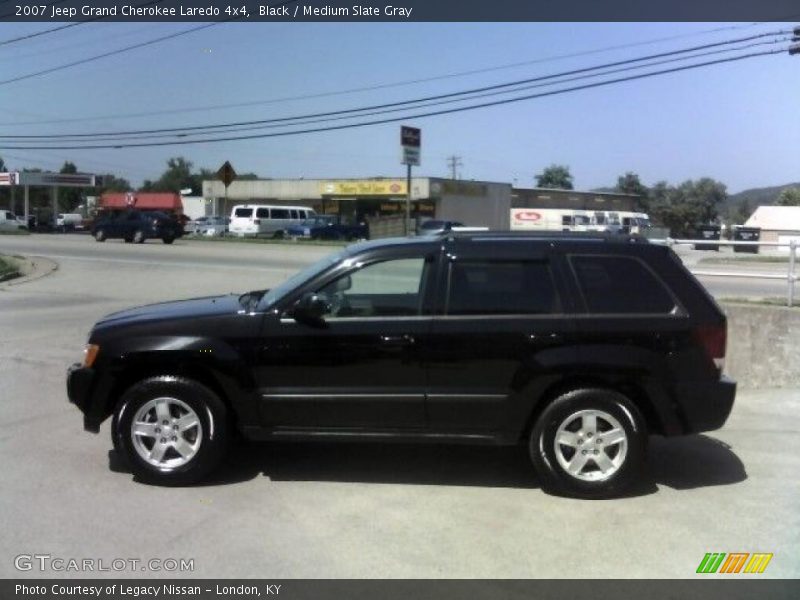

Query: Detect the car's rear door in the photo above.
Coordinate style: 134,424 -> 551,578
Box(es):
423,240 -> 575,439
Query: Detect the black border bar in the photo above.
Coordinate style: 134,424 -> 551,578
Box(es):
4,0 -> 800,23
4,580 -> 800,600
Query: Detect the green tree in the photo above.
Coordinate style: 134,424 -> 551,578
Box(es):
733,199 -> 752,225
535,164 -> 573,190
776,187 -> 800,206
0,155 -> 6,172
142,157 -> 196,194
97,173 -> 131,193
648,178 -> 727,237
59,161 -> 85,212
615,172 -> 649,211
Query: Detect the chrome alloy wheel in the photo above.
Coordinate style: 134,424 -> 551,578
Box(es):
131,397 -> 203,468
553,409 -> 628,482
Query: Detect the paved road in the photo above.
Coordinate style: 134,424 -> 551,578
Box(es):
0,234 -> 798,578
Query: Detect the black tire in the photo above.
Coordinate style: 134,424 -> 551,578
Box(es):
112,376 -> 229,485
124,237 -> 133,243
133,230 -> 145,244
162,236 -> 175,244
94,229 -> 106,242
529,388 -> 647,499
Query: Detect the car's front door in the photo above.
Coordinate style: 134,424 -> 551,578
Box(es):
255,250 -> 438,432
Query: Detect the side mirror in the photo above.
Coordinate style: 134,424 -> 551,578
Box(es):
292,293 -> 329,327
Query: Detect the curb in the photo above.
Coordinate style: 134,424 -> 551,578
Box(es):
0,255 -> 59,288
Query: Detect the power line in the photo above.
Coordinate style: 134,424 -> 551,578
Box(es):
0,48 -> 787,150
0,0 -> 299,86
0,1 -> 165,48
9,37 -> 787,143
0,21 -> 779,127
3,30 -> 789,141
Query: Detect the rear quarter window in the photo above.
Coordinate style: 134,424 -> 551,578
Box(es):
446,260 -> 560,315
570,255 -> 676,314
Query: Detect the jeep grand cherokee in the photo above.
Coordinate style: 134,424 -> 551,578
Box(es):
67,232 -> 735,498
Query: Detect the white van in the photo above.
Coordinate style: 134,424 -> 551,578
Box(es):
0,210 -> 25,231
56,213 -> 84,231
229,204 -> 316,237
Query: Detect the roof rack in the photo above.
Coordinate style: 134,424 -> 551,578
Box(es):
437,230 -> 650,243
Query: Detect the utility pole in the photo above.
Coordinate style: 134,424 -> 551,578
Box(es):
447,155 -> 463,180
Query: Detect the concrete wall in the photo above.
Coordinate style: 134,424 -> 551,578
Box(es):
722,302 -> 800,389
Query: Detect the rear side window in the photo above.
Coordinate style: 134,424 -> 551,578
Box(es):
290,209 -> 298,219
446,260 -> 560,315
234,208 -> 253,218
570,255 -> 676,314
271,208 -> 290,219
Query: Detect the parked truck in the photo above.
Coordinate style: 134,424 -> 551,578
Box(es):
510,208 -> 650,234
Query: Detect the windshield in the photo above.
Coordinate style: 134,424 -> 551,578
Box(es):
259,250 -> 347,309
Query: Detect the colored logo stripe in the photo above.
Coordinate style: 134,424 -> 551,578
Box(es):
720,553 -> 749,573
744,553 -> 773,574
697,553 -> 726,573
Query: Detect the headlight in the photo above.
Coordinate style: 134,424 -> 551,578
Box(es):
83,344 -> 99,367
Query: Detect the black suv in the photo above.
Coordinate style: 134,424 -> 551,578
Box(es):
67,232 -> 735,497
92,210 -> 184,244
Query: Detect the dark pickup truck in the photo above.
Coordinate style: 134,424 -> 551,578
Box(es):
92,210 -> 184,244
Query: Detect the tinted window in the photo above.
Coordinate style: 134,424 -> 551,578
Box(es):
318,258 -> 426,318
235,208 -> 253,218
571,255 -> 675,314
290,210 -> 298,219
446,260 -> 559,315
562,216 -> 572,226
271,208 -> 290,219
256,208 -> 269,218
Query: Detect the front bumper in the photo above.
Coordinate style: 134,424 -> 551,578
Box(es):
66,363 -> 101,432
675,375 -> 737,433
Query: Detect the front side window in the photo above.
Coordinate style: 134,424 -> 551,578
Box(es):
571,255 -> 676,314
317,258 -> 427,318
446,260 -> 560,315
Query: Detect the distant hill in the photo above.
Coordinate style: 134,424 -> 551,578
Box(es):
592,182 -> 800,218
725,182 -> 800,213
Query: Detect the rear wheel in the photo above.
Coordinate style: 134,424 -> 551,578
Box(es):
113,376 -> 228,485
529,388 -> 647,498
94,229 -> 106,242
133,230 -> 145,244
162,236 -> 175,244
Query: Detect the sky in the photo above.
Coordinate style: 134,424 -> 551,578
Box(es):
0,21 -> 798,193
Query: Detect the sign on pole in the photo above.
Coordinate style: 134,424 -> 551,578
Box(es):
217,161 -> 237,188
400,126 -> 421,166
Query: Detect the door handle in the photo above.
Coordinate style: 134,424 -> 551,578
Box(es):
528,333 -> 563,344
381,334 -> 416,345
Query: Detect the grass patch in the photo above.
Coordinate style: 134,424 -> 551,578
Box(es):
698,255 -> 790,265
182,234 -> 349,247
720,297 -> 799,309
0,229 -> 31,236
0,255 -> 21,282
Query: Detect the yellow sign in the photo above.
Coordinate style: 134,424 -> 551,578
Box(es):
320,180 -> 407,196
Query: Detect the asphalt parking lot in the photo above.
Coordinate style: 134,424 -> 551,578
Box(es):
0,234 -> 798,578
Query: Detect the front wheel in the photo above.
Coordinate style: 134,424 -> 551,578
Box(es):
94,229 -> 106,242
113,376 -> 229,485
162,236 -> 175,244
529,388 -> 647,499
133,230 -> 145,244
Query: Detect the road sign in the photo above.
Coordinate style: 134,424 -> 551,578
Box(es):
401,126 -> 421,148
217,161 -> 237,188
402,146 -> 420,166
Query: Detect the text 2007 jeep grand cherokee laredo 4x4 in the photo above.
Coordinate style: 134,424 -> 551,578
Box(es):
67,232 -> 736,498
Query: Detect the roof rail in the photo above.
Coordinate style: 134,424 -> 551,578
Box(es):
438,230 -> 650,243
